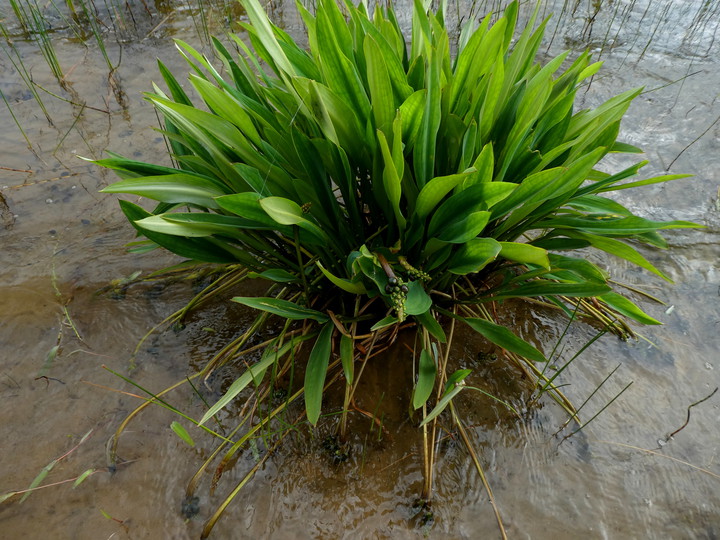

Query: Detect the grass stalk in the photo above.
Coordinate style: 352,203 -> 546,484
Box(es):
450,403 -> 507,540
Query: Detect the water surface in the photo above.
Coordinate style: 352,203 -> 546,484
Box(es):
1,1 -> 718,538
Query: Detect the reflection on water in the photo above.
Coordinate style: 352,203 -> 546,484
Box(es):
1,1 -> 718,538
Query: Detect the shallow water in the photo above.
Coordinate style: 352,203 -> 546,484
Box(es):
1,0 -> 719,538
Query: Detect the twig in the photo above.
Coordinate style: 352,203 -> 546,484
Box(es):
666,114 -> 720,170
664,387 -> 718,442
597,440 -> 720,481
451,405 -> 508,540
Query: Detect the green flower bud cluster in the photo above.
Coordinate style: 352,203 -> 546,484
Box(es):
398,256 -> 430,283
384,275 -> 409,322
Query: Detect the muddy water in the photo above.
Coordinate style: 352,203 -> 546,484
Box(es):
1,0 -> 719,538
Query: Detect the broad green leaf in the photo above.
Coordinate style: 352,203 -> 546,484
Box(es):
415,310 -> 447,343
547,254 -> 608,283
340,334 -> 354,385
260,196 -> 329,244
216,192 -> 275,225
499,242 -> 550,269
364,35 -> 395,136
610,141 -> 643,154
444,369 -> 472,392
428,183 -> 513,241
259,196 -> 306,225
492,149 -> 605,220
317,261 -> 367,294
414,46 -> 442,187
405,280 -> 432,316
102,174 -> 227,208
248,269 -> 298,282
377,129 -> 406,230
462,142 -> 495,187
240,0 -> 297,77
305,323 -> 334,426
536,215 -> 702,236
415,171 -> 473,219
464,318 -> 546,362
315,6 -> 371,123
600,173 -> 693,193
232,297 -> 329,322
565,231 -> 672,281
490,280 -> 611,300
190,76 -> 262,147
119,201 -> 238,264
449,238 -> 502,274
371,315 -> 398,331
170,421 -> 195,447
134,213 -> 257,238
413,349 -> 437,409
599,292 -> 661,325
430,211 -> 490,244
399,90 -> 426,149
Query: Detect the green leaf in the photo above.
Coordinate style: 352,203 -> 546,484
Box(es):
377,129 -> 406,230
599,292 -> 661,325
444,368 -> 472,392
248,269 -> 298,282
259,196 -> 307,225
118,201 -> 238,264
499,242 -> 550,269
305,323 -> 334,426
259,196 -> 329,244
414,46 -> 442,187
364,34 -> 395,136
170,421 -> 195,447
490,280 -> 611,300
536,215 -> 701,236
419,369 -> 472,427
102,174 -> 227,208
565,231 -> 672,281
430,211 -> 490,244
371,315 -> 399,331
462,142 -> 495,187
415,171 -> 473,219
216,192 -> 275,224
415,310 -> 447,343
240,0 -> 296,77
20,462 -> 55,503
610,141 -> 644,153
601,173 -> 693,192
232,297 -> 329,322
134,213 -> 252,238
413,348 -> 437,409
340,334 -> 354,385
73,469 -> 96,489
448,238 -> 501,274
399,90 -> 426,148
427,183 -> 512,240
317,261 -> 367,294
199,336 -> 305,425
464,318 -> 546,362
405,280 -> 432,316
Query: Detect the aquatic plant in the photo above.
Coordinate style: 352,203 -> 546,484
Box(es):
97,0 -> 698,534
